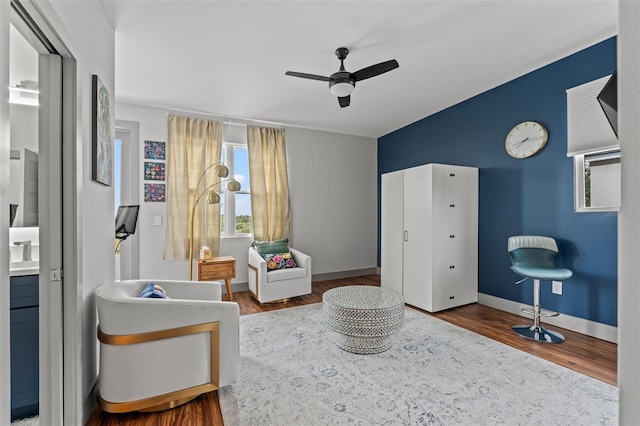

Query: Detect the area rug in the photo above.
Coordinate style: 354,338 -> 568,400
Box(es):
218,303 -> 618,425
11,416 -> 38,426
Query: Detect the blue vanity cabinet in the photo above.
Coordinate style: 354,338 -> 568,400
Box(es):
10,275 -> 39,421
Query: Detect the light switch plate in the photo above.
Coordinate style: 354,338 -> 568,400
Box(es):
153,215 -> 162,226
552,281 -> 562,295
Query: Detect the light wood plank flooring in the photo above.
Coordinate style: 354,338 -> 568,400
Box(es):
86,275 -> 616,425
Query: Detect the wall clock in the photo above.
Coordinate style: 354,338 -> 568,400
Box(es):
505,121 -> 548,159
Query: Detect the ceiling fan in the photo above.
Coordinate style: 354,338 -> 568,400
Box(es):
285,47 -> 399,108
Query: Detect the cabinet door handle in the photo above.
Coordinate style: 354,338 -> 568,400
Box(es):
449,265 -> 455,269
449,204 -> 455,208
404,230 -> 408,242
449,235 -> 455,238
449,173 -> 455,177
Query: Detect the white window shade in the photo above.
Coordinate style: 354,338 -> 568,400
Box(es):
566,75 -> 618,156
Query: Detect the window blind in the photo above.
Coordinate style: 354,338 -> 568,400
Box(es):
566,75 -> 618,156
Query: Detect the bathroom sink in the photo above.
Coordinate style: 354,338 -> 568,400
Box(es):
9,259 -> 39,276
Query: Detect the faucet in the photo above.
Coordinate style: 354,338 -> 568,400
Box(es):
13,240 -> 32,261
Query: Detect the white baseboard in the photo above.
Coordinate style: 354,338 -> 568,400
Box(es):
478,293 -> 618,344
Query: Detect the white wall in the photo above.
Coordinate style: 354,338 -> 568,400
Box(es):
286,126 -> 378,274
116,102 -> 379,288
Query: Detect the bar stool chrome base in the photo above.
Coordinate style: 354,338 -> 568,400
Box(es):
512,324 -> 565,343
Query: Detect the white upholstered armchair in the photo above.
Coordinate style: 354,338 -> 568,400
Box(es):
95,279 -> 239,413
248,247 -> 312,303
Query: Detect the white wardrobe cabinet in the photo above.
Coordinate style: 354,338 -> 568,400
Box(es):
381,163 -> 478,312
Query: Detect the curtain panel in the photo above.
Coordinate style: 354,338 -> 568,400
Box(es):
165,114 -> 222,261
247,125 -> 291,242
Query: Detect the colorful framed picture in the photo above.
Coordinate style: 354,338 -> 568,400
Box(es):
144,161 -> 165,181
144,140 -> 166,160
144,183 -> 165,202
91,75 -> 112,186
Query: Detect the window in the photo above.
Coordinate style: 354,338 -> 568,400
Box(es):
567,75 -> 620,213
574,149 -> 620,212
221,142 -> 252,235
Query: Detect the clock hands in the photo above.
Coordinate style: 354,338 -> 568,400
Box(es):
510,135 -> 543,148
514,137 -> 529,147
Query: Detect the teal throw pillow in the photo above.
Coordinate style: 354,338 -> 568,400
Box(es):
262,252 -> 297,271
253,237 -> 289,255
139,282 -> 168,299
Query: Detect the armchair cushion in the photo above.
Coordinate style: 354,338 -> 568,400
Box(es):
252,237 -> 289,255
263,252 -> 297,271
267,266 -> 308,283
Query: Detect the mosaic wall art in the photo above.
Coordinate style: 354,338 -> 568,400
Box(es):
144,183 -> 165,202
144,140 -> 166,160
144,161 -> 165,181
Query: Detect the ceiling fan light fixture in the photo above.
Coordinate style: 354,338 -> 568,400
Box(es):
330,81 -> 355,97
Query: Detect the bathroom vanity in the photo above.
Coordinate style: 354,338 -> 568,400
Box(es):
9,274 -> 39,421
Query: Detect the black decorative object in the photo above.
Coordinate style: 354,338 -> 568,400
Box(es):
115,205 -> 140,241
597,71 -> 617,138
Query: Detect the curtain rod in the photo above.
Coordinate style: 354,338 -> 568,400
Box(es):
163,105 -> 285,129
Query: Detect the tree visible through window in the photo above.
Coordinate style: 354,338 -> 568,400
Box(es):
221,143 -> 252,235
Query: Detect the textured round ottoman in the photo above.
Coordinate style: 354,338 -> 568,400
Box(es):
322,286 -> 404,354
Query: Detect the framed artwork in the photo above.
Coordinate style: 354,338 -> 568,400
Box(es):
91,74 -> 112,186
144,140 -> 166,159
144,183 -> 166,202
144,161 -> 165,180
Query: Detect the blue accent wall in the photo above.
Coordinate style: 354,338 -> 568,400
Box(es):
378,37 -> 617,327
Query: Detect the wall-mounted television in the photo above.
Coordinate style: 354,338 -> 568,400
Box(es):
597,71 -> 617,138
115,205 -> 140,241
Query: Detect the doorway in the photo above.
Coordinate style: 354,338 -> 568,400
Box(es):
4,1 -> 69,424
115,122 -> 140,281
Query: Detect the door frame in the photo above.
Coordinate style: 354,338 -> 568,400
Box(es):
115,120 -> 140,280
1,1 -> 78,424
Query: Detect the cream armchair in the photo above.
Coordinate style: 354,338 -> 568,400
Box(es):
95,279 -> 239,413
248,247 -> 312,303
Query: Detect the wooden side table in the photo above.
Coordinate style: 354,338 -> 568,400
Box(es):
197,256 -> 236,301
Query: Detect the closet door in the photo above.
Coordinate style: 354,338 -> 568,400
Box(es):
432,165 -> 478,310
381,171 -> 404,295
402,165 -> 433,311
451,166 -> 478,305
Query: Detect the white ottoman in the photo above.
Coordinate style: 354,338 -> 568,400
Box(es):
322,286 -> 404,354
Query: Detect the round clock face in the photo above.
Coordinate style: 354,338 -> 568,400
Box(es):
505,121 -> 548,159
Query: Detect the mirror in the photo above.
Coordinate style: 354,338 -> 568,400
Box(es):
9,23 -> 39,227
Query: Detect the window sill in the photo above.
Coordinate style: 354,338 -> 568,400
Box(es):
221,234 -> 253,239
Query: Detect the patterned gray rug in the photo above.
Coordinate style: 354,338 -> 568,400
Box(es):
219,303 -> 618,425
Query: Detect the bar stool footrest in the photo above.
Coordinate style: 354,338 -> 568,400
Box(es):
520,307 -> 559,317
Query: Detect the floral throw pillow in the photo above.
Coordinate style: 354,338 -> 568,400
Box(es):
263,252 -> 297,271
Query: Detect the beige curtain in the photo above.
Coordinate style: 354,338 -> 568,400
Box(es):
165,114 -> 222,260
247,125 -> 291,241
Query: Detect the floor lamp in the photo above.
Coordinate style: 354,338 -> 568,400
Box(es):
189,162 -> 241,280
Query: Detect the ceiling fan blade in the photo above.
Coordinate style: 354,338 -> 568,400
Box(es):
338,95 -> 350,108
352,59 -> 399,82
285,71 -> 330,82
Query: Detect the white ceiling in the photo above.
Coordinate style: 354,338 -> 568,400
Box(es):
108,1 -> 618,139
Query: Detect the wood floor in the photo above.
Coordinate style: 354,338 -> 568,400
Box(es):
86,274 -> 617,425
